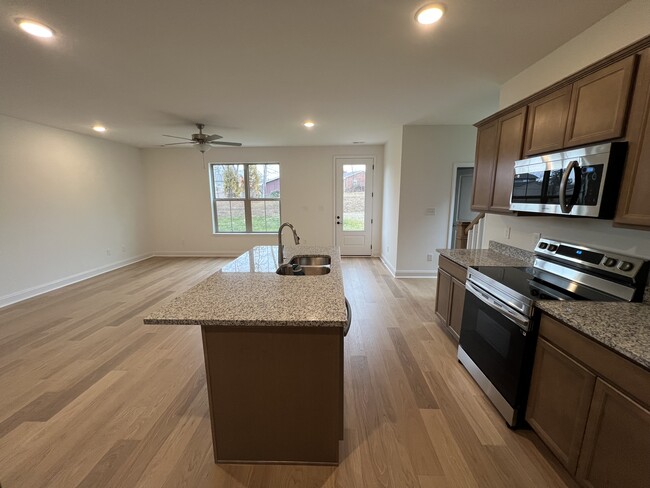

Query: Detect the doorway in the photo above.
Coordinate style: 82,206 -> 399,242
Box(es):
334,157 -> 374,256
448,165 -> 478,249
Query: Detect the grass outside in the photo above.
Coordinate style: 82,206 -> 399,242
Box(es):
217,216 -> 281,233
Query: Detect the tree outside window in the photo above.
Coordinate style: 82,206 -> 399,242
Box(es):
210,163 -> 280,233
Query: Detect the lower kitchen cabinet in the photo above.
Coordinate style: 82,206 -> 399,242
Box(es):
576,379 -> 650,488
435,256 -> 467,340
448,278 -> 465,338
526,338 -> 596,473
528,314 -> 650,487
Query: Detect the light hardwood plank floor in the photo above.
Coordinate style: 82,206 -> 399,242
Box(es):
0,257 -> 577,487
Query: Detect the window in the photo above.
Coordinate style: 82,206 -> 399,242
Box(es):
210,163 -> 281,233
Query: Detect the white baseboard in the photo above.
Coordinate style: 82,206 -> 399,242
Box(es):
379,255 -> 396,277
394,269 -> 437,278
0,253 -> 153,309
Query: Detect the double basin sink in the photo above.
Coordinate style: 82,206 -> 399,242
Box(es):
276,255 -> 331,276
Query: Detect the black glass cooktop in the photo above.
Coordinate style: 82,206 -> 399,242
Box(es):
470,265 -> 618,302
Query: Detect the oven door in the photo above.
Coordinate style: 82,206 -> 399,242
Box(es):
459,281 -> 532,409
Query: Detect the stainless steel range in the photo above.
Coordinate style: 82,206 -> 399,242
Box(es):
457,238 -> 649,427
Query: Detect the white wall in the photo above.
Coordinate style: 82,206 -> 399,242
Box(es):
485,0 -> 650,258
143,145 -> 384,256
380,127 -> 403,273
0,115 -> 148,306
396,126 -> 477,275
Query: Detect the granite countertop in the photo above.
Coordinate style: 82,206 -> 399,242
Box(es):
436,248 -> 532,268
438,243 -> 649,370
536,301 -> 650,370
144,245 -> 347,327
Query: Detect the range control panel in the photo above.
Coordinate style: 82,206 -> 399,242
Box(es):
534,238 -> 645,278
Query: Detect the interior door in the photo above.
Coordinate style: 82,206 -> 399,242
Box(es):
335,158 -> 373,256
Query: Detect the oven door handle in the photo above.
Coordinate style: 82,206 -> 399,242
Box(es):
465,281 -> 531,333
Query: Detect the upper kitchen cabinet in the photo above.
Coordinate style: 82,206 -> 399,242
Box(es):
471,120 -> 499,212
523,56 -> 637,157
616,47 -> 650,229
471,107 -> 526,213
523,85 -> 571,156
490,107 -> 527,212
564,55 -> 637,148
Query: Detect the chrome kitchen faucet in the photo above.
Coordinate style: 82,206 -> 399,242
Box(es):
277,222 -> 300,264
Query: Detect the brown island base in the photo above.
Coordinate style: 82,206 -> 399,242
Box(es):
144,245 -> 348,465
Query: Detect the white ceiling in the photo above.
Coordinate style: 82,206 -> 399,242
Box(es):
0,0 -> 630,148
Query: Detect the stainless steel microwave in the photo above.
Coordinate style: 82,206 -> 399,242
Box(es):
509,142 -> 627,218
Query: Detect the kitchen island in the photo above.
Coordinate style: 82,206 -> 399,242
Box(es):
144,245 -> 348,465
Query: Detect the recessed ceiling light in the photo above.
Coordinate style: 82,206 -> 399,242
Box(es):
303,121 -> 315,128
415,3 -> 446,25
93,125 -> 107,133
16,19 -> 54,38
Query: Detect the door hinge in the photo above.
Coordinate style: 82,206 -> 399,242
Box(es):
372,164 -> 375,170
370,244 -> 373,250
371,192 -> 374,197
371,218 -> 373,224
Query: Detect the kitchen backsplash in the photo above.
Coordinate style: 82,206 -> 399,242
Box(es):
489,240 -> 535,264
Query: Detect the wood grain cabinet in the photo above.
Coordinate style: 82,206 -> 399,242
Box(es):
522,56 -> 637,157
528,314 -> 650,487
472,108 -> 526,213
616,47 -> 650,228
576,379 -> 650,488
523,85 -> 572,156
435,256 -> 467,340
526,338 -> 596,474
565,56 -> 637,148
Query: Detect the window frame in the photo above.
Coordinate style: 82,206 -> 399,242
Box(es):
209,162 -> 281,234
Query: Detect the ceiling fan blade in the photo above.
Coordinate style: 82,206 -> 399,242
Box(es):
162,134 -> 193,141
210,141 -> 242,147
162,142 -> 195,146
205,134 -> 223,142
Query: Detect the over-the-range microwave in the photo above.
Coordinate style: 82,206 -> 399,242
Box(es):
509,142 -> 627,218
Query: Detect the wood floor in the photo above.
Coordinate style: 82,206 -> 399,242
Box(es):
0,257 -> 577,488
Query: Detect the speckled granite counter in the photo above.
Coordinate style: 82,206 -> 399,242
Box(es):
438,243 -> 650,371
144,245 -> 347,327
536,301 -> 650,370
436,241 -> 533,268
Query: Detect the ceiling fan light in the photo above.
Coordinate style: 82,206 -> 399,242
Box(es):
415,3 -> 446,25
197,143 -> 211,153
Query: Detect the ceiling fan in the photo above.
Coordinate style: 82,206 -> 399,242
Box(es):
162,123 -> 242,153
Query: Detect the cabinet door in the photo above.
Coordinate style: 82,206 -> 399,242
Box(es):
526,339 -> 596,474
471,120 -> 498,211
615,48 -> 650,228
523,85 -> 572,156
448,278 -> 465,339
490,107 -> 527,212
576,379 -> 650,488
564,56 -> 637,147
435,269 -> 451,326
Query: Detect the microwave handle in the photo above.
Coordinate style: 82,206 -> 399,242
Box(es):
559,160 -> 581,213
465,281 -> 531,332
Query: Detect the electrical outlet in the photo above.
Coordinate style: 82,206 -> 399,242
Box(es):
426,253 -> 433,262
106,249 -> 111,256
387,246 -> 390,252
504,227 -> 511,239
425,207 -> 436,215
121,245 -> 126,253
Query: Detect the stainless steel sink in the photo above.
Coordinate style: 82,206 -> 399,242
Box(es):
289,255 -> 331,266
276,256 -> 332,276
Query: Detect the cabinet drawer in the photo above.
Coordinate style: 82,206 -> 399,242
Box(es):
438,255 -> 467,284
